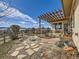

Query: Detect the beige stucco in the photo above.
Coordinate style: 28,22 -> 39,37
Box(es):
72,0 -> 79,52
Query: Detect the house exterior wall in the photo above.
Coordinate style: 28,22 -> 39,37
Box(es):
72,0 -> 79,52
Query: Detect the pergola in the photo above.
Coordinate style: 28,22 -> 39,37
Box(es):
38,10 -> 67,36
38,9 -> 67,23
38,0 -> 74,38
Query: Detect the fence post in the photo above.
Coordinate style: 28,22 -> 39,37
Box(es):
3,30 -> 6,43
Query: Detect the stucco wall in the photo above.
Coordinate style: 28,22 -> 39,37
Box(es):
72,0 -> 79,52
75,0 -> 79,31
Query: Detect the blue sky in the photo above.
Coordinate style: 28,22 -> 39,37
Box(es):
11,0 -> 62,19
0,0 -> 62,28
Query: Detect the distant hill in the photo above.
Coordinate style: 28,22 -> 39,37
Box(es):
0,27 -> 27,30
0,27 -> 8,30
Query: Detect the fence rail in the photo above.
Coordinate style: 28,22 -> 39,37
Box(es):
0,35 -> 11,45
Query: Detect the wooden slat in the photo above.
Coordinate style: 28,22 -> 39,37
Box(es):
38,9 -> 66,23
59,9 -> 64,19
52,12 -> 59,20
54,10 -> 60,19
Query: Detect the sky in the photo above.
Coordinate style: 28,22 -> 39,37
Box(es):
0,0 -> 62,28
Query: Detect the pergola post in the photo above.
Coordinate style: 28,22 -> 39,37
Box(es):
54,24 -> 56,30
3,30 -> 6,43
39,18 -> 42,35
62,22 -> 64,37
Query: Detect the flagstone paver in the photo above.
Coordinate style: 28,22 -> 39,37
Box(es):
17,54 -> 26,59
11,51 -> 19,56
16,46 -> 24,51
32,44 -> 39,49
39,43 -> 44,45
30,43 -> 36,46
33,47 -> 40,52
26,48 -> 34,55
22,41 -> 27,45
25,45 -> 30,49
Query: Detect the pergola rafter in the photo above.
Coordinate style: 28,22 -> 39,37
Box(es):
38,9 -> 67,23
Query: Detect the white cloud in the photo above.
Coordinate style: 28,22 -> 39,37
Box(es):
0,1 -> 37,24
0,1 -> 8,11
32,23 -> 39,28
0,21 -> 5,24
20,21 -> 26,24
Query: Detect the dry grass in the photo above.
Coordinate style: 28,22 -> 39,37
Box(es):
0,41 -> 13,58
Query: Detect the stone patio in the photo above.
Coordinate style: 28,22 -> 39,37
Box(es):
2,36 -> 60,59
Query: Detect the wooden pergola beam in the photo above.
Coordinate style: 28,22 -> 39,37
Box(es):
38,9 -> 65,23
47,17 -> 69,22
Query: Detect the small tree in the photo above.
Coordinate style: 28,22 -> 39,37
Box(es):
32,27 -> 35,34
9,25 -> 20,40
